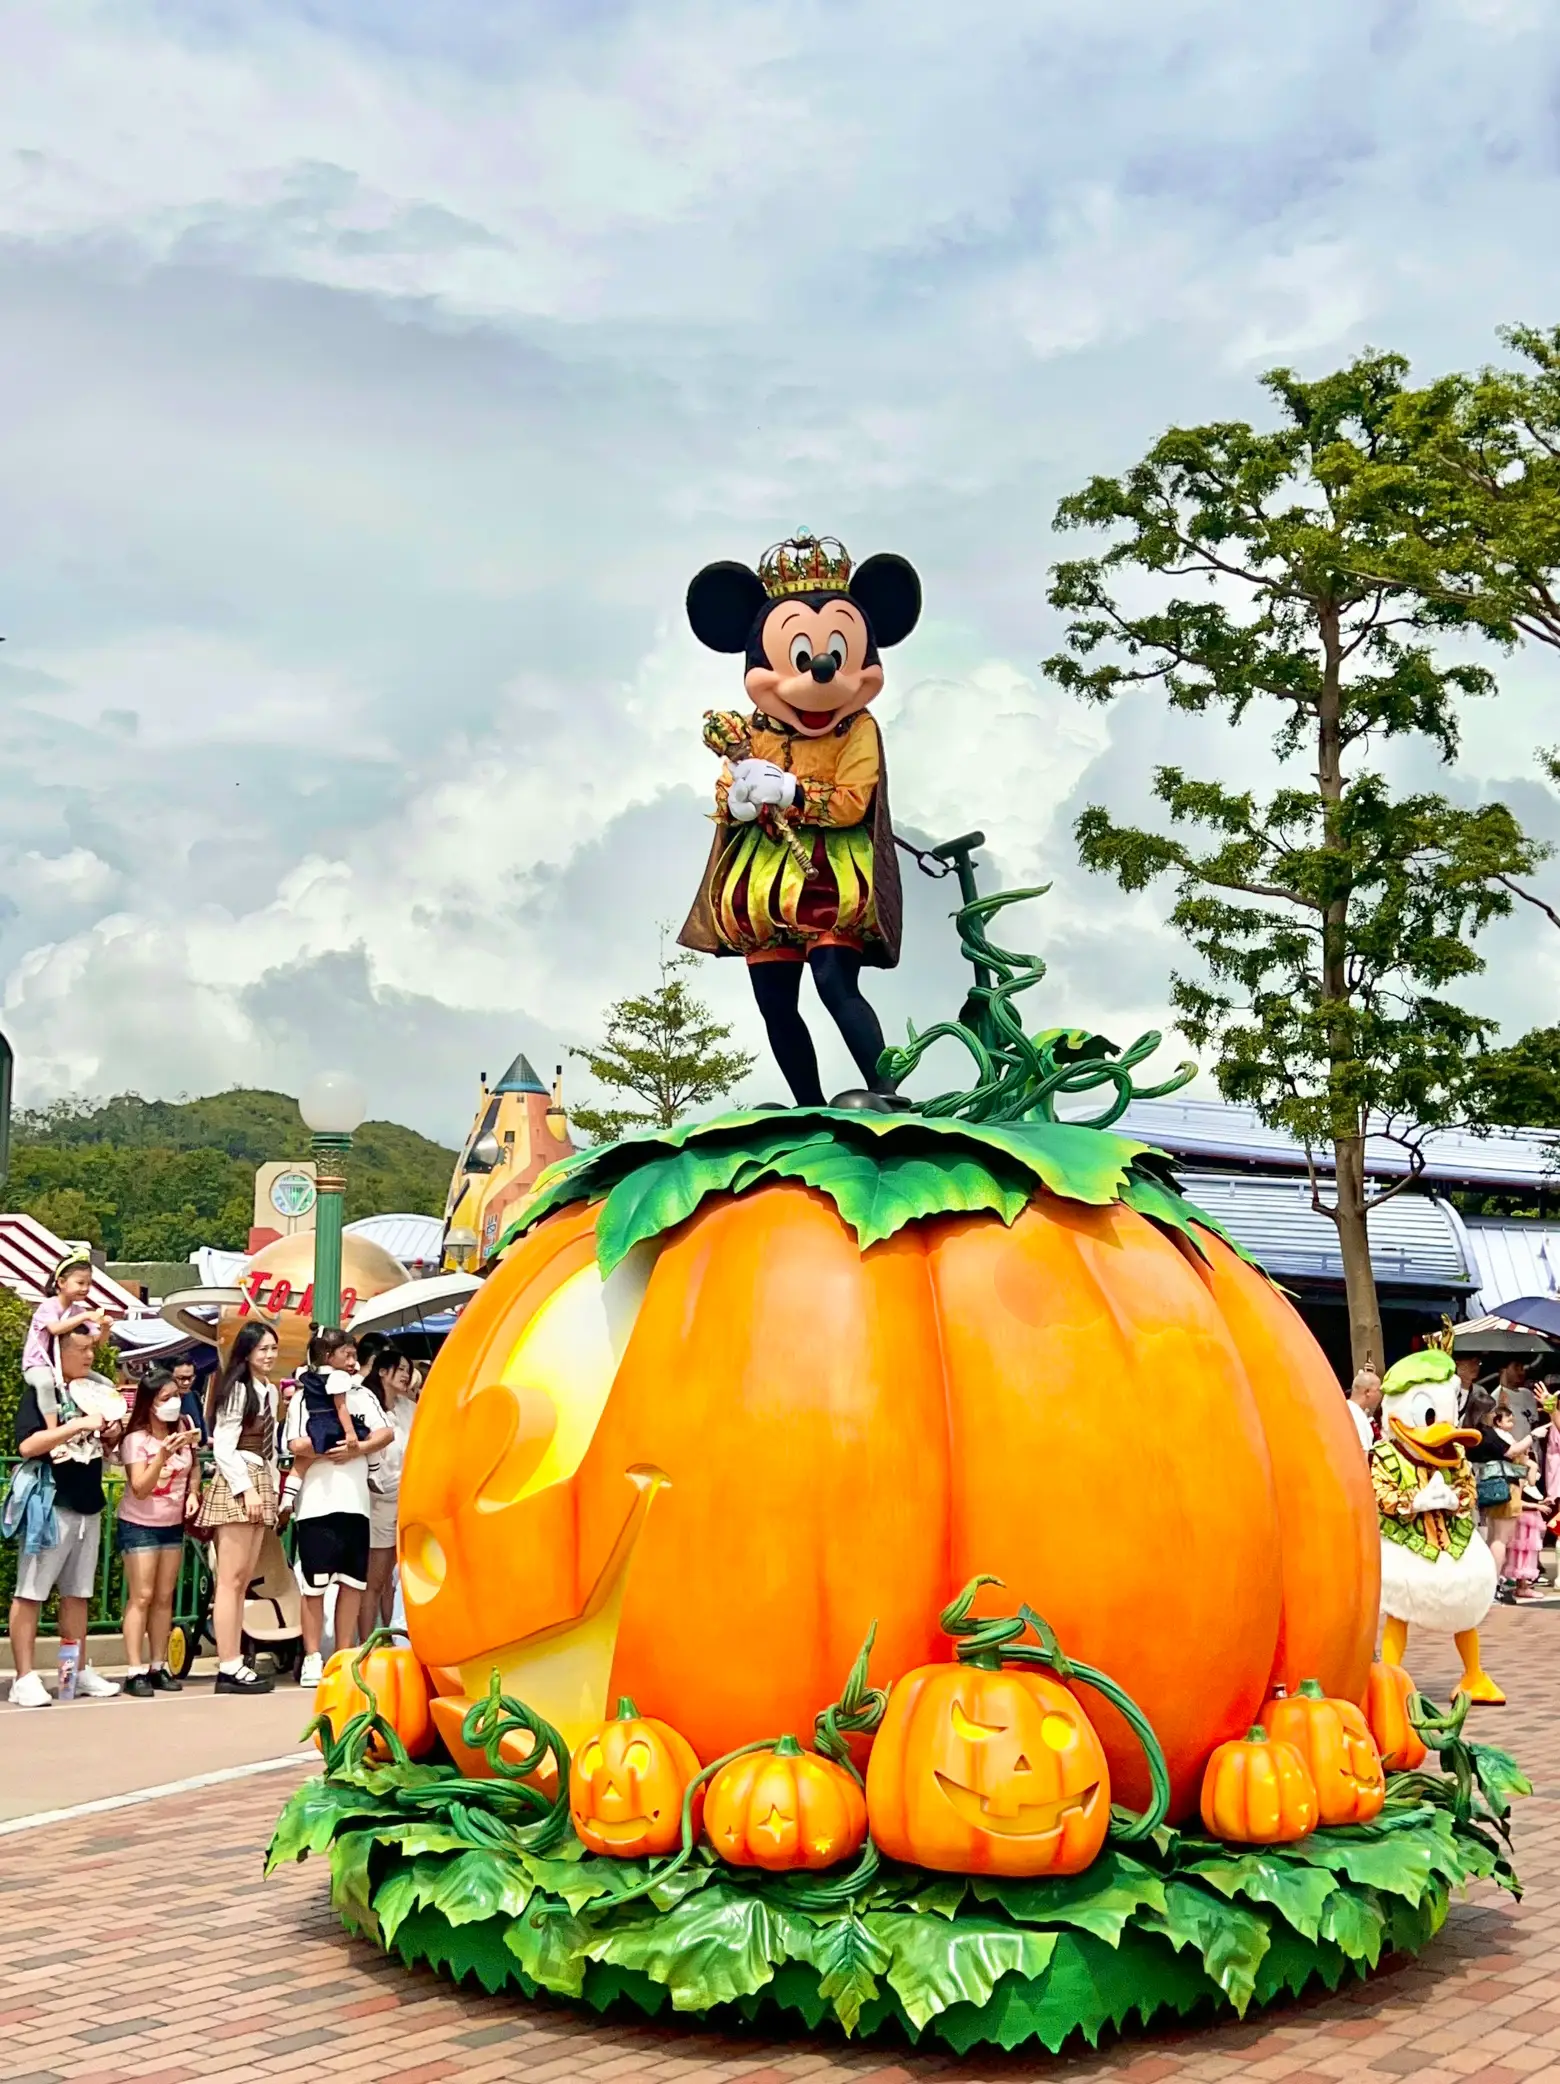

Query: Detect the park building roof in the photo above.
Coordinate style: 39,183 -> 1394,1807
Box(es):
1116,1096 -> 1558,1195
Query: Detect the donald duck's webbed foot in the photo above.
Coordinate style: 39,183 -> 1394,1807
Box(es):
1380,1615 -> 1409,1666
1452,1628 -> 1505,1706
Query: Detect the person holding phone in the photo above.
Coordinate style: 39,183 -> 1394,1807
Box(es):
117,1364 -> 203,1696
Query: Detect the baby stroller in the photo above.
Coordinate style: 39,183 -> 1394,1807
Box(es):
170,1525 -> 305,1680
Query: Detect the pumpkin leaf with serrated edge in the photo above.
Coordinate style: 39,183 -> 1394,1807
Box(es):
428,1848 -> 532,1927
808,1914 -> 889,2035
1317,1886 -> 1387,1965
505,1900 -> 591,1997
863,1911 -> 1057,2033
973,1850 -> 1169,1944
581,1886 -> 812,2013
737,1143 -> 1033,1254
1184,1852 -> 1337,1941
328,1831 -> 383,1941
395,1905 -> 520,1995
1283,1818 -> 1458,1905
1143,1877 -> 1269,2014
266,1776 -> 382,1872
593,1128 -> 831,1274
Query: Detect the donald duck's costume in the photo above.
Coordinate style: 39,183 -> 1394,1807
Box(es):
1373,1347 -> 1502,1705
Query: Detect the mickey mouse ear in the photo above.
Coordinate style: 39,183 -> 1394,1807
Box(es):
850,554 -> 922,647
687,562 -> 768,653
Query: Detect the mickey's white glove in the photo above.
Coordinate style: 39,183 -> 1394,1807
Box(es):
1412,1474 -> 1460,1514
726,774 -> 760,823
729,758 -> 797,811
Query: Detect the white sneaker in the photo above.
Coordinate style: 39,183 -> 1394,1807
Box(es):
9,1671 -> 51,1708
75,1666 -> 120,1699
299,1652 -> 324,1688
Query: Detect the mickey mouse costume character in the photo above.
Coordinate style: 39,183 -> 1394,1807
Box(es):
678,531 -> 920,1108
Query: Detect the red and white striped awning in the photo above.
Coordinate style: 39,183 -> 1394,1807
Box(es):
0,1212 -> 142,1317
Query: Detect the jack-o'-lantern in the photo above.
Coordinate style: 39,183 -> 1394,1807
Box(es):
1363,1660 -> 1427,1772
312,1640 -> 434,1762
867,1664 -> 1110,1877
397,1108 -> 1378,1819
703,1736 -> 868,1872
570,1697 -> 702,1858
1200,1726 -> 1317,1844
1261,1679 -> 1385,1825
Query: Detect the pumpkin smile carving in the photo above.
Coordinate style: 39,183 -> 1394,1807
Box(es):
933,1698 -> 1100,1837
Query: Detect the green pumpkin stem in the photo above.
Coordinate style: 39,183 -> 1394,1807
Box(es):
613,1696 -> 639,1720
771,1733 -> 804,1758
1246,1724 -> 1270,1742
1297,1678 -> 1326,1699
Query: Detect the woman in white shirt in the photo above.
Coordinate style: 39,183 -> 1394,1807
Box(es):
285,1331 -> 392,1688
361,1345 -> 418,1629
194,1321 -> 282,1696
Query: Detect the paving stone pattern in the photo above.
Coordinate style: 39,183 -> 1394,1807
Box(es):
1,1606 -> 1556,2083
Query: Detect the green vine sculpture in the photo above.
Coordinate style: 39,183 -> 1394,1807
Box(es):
940,1576 -> 1172,1842
880,862 -> 1195,1126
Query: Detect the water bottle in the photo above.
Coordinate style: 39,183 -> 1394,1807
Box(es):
57,1639 -> 81,1702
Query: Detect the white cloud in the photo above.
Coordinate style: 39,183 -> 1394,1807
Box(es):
2,0 -> 1560,1140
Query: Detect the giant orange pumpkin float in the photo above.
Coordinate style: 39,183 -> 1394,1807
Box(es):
398,1108 -> 1379,1821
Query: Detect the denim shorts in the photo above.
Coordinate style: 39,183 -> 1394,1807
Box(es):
117,1520 -> 186,1554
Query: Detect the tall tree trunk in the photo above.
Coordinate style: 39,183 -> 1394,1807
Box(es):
1332,1133 -> 1384,1373
1316,599 -> 1384,1377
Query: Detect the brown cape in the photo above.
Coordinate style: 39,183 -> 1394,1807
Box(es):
678,713 -> 902,969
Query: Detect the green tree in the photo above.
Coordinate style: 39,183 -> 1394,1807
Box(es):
570,948 -> 756,1143
1045,350 -> 1543,1372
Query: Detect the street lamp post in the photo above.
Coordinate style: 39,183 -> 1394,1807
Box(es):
299,1071 -> 366,1330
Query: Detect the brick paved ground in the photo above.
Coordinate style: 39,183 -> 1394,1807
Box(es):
0,1607 -> 1555,2083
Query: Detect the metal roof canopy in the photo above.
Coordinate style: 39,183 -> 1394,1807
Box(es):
1116,1096 -> 1558,1194
1180,1171 -> 1475,1293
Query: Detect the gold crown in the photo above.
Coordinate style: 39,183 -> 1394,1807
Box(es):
1428,1318 -> 1458,1356
758,531 -> 852,598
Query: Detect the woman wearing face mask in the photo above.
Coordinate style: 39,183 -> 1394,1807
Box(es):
117,1365 -> 202,1697
361,1345 -> 417,1629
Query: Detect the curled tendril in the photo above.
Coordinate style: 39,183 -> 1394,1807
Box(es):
878,887 -> 1195,1125
454,1670 -> 574,1852
939,1575 -> 1172,1843
306,1625 -> 414,1775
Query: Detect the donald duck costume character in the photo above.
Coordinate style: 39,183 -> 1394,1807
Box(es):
1373,1345 -> 1502,1705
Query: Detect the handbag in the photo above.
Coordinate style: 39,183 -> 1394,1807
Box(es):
1476,1461 -> 1520,1509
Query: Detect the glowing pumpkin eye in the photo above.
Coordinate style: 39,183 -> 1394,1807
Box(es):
623,1739 -> 653,1773
579,1741 -> 605,1777
1041,1713 -> 1076,1753
950,1702 -> 1005,1742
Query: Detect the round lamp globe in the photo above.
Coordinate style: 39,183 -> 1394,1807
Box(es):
299,1070 -> 367,1137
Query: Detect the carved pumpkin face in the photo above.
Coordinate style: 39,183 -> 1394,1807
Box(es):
1262,1680 -> 1385,1825
570,1698 -> 702,1859
400,1176 -> 1378,1819
703,1737 -> 868,1872
866,1665 -> 1110,1876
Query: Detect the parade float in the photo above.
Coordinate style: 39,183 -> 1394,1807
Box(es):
269,535 -> 1528,2052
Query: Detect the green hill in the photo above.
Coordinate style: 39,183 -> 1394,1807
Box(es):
1,1089 -> 457,1262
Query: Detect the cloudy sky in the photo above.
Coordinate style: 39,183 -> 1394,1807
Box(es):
3,0 -> 1560,1145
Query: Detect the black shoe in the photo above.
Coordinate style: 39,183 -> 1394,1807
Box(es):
829,1088 -> 915,1113
214,1666 -> 274,1695
124,1673 -> 155,1699
149,1668 -> 183,1693
1495,1581 -> 1518,1605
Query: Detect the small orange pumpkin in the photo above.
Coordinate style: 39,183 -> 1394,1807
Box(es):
1200,1726 -> 1317,1844
866,1662 -> 1111,1877
312,1641 -> 434,1761
1262,1678 -> 1385,1824
703,1734 -> 867,1871
1362,1661 -> 1427,1772
570,1697 -> 702,1858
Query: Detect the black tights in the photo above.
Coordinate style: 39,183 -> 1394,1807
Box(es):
748,948 -> 892,1106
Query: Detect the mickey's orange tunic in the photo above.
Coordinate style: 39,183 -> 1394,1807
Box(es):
678,708 -> 903,966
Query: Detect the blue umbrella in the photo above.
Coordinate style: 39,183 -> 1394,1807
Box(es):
1490,1294 -> 1560,1340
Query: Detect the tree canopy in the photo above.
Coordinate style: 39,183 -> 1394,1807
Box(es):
1046,349 -> 1543,1371
570,948 -> 755,1143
